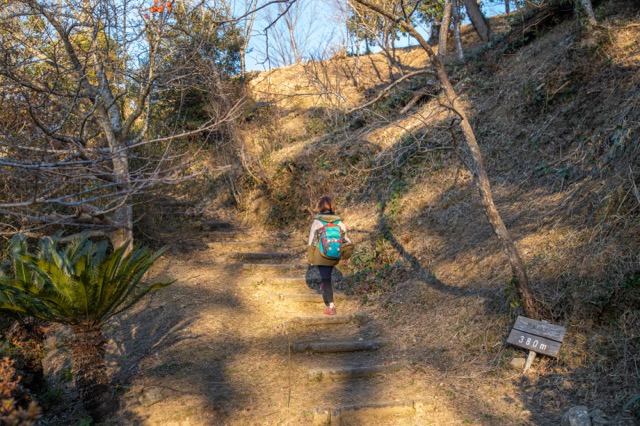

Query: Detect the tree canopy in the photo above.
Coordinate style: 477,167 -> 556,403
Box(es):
0,0 -> 244,247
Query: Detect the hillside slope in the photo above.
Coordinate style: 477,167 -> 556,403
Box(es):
199,2 -> 640,423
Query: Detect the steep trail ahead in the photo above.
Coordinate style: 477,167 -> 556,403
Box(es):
106,224 -> 531,425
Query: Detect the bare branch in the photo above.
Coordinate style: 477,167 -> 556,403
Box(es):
346,69 -> 437,114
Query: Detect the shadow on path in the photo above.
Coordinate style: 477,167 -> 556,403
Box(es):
104,253 -> 251,424
377,206 -> 497,301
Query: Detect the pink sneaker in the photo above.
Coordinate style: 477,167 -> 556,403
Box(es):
324,306 -> 336,315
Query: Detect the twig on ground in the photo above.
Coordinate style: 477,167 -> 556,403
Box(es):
629,166 -> 640,207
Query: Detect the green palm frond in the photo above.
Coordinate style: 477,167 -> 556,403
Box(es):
110,280 -> 173,318
9,234 -> 31,283
0,285 -> 32,315
95,242 -> 130,311
97,245 -> 171,320
64,234 -> 92,265
0,283 -> 66,322
1,256 -> 80,323
0,234 -> 173,330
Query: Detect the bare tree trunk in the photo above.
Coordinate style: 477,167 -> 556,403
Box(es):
105,133 -> 134,250
505,0 -> 510,14
439,0 -> 452,57
265,0 -> 311,67
390,33 -> 405,78
430,19 -> 440,44
82,4 -> 135,250
386,32 -> 395,80
353,39 -> 362,87
109,206 -> 133,252
286,16 -> 301,63
463,0 -> 491,42
578,0 -> 597,25
109,201 -> 133,251
452,0 -> 465,61
351,0 -> 539,318
378,27 -> 404,80
391,34 -> 398,66
240,0 -> 258,81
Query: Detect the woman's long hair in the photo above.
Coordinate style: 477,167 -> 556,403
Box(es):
316,196 -> 335,214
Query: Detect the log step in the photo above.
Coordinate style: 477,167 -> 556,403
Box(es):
231,252 -> 292,261
206,241 -> 262,247
264,277 -> 316,287
242,263 -> 306,272
279,293 -> 349,303
207,231 -> 240,241
285,315 -> 356,327
313,400 -> 423,426
307,362 -> 403,381
291,339 -> 382,354
201,221 -> 233,230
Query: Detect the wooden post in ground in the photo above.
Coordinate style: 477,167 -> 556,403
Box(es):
523,350 -> 537,373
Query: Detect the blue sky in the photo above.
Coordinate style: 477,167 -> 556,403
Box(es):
244,0 -> 344,71
244,0 -> 510,72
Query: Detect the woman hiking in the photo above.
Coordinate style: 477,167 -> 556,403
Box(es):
307,196 -> 352,315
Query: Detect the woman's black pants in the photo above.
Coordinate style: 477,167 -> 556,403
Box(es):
317,265 -> 333,306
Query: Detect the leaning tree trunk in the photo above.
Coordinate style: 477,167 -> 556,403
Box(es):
431,58 -> 538,317
439,0 -> 453,57
352,0 -> 540,319
463,0 -> 491,42
578,0 -> 597,25
68,327 -> 118,420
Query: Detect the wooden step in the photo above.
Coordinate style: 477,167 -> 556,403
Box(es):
206,240 -> 262,248
285,315 -> 356,328
263,277 -> 316,288
307,362 -> 403,381
314,400 -> 422,425
242,263 -> 306,273
279,293 -> 349,303
206,231 -> 240,241
201,221 -> 233,230
231,252 -> 293,261
291,339 -> 382,354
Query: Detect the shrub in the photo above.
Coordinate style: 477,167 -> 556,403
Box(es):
0,357 -> 41,425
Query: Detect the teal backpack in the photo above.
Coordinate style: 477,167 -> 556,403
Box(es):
318,220 -> 343,259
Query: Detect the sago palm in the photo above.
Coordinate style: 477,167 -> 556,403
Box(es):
0,234 -> 173,420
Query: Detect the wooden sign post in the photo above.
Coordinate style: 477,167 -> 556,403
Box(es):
507,316 -> 566,372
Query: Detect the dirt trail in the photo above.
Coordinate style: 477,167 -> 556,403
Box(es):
108,227 -> 532,425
